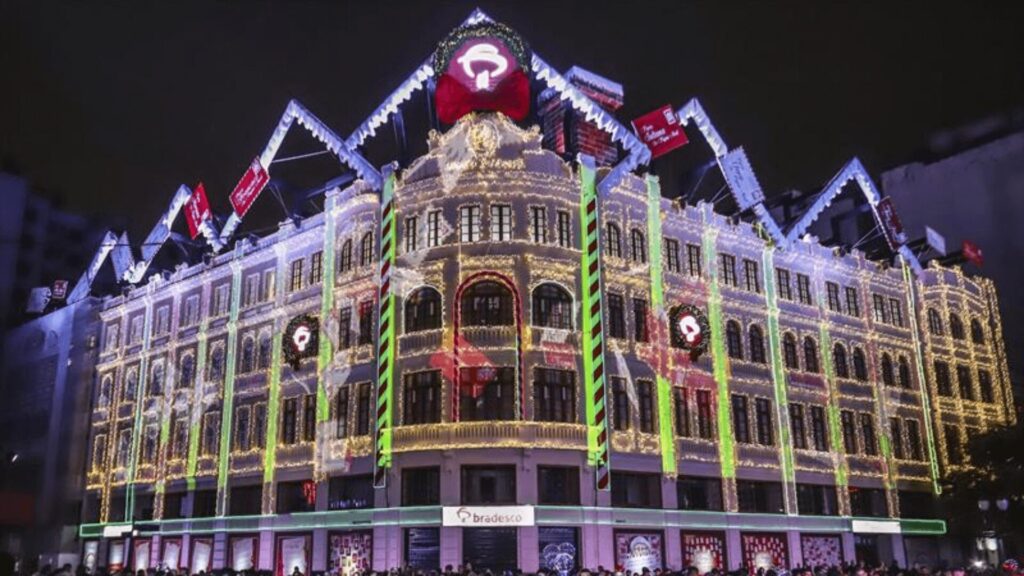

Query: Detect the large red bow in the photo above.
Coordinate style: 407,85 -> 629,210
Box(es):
435,68 -> 530,125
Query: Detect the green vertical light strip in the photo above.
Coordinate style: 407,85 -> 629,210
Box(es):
185,318 -> 209,492
644,175 -> 676,476
125,303 -> 154,522
901,258 -> 942,494
702,226 -> 735,480
760,249 -> 797,514
215,264 -> 243,516
261,261 -> 288,512
817,325 -> 849,490
578,155 -> 611,490
317,190 -> 340,482
373,169 -> 397,488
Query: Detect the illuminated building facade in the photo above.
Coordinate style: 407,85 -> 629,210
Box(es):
73,10 -> 1014,575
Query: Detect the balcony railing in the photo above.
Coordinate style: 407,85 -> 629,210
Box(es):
459,325 -> 517,349
390,421 -> 587,452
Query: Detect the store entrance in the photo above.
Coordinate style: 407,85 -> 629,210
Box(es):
855,535 -> 880,566
463,528 -> 518,572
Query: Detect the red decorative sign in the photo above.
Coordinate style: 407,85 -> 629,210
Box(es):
875,197 -> 907,249
962,240 -> 984,267
229,158 -> 271,218
302,480 -> 317,506
632,105 -> 689,159
185,182 -> 213,239
51,279 -> 68,301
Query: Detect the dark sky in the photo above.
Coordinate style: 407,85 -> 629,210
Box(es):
2,0 -> 1023,238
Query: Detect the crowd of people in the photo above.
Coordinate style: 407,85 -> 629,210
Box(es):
9,560 -> 1023,576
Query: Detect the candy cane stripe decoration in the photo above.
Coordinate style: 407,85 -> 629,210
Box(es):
578,154 -> 611,491
374,166 -> 398,488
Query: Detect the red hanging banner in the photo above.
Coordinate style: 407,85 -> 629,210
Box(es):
185,183 -> 212,239
962,240 -> 984,267
229,158 -> 270,218
875,197 -> 907,250
632,104 -> 689,159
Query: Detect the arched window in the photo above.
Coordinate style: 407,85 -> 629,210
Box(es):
853,347 -> 868,381
257,333 -> 272,369
178,354 -> 195,388
124,368 -> 139,401
881,353 -> 895,386
405,287 -> 443,332
606,223 -> 622,258
240,337 -> 255,374
898,355 -> 911,389
783,333 -> 799,369
949,313 -> 965,340
150,362 -> 165,396
630,229 -> 647,263
209,346 -> 225,382
726,320 -> 743,359
532,283 -> 573,330
927,309 -> 944,335
833,343 -> 849,379
461,281 -> 514,326
359,232 -> 374,267
339,239 -> 353,273
98,375 -> 113,407
803,337 -> 819,373
748,325 -> 766,364
970,318 -> 985,344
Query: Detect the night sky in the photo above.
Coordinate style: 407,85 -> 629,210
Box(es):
2,0 -> 1024,238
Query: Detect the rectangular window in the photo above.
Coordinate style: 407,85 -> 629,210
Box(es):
461,465 -> 516,505
607,294 -> 626,339
130,316 -> 143,344
677,476 -> 723,511
611,472 -> 662,508
557,211 -> 572,247
358,300 -> 374,345
906,419 -> 923,461
889,298 -> 903,327
427,210 -> 442,247
338,306 -> 352,351
142,425 -> 157,464
743,259 -> 761,293
674,388 -> 690,437
530,207 -> 547,243
638,380 -> 655,433
214,284 -> 230,316
826,282 -> 841,312
687,243 -> 702,277
789,403 -> 807,449
404,216 -> 418,253
244,274 -> 260,307
356,383 -> 371,435
849,487 -> 888,517
184,295 -> 200,326
845,286 -> 860,317
665,238 -> 681,273
309,251 -> 323,285
860,413 -> 877,456
612,377 -> 630,431
732,395 -> 750,444
335,388 -> 349,439
235,405 -> 251,451
696,390 -> 713,439
155,306 -> 170,336
289,259 -> 304,293
945,424 -> 962,464
538,466 -> 580,505
490,204 -> 512,241
978,369 -> 994,403
889,418 -> 904,460
402,467 -> 440,506
262,270 -> 276,302
797,273 -> 813,305
253,403 -> 266,448
459,205 -> 481,243
533,368 -> 575,423
277,480 -> 317,513
720,254 -> 737,286
755,397 -> 774,446
327,475 -> 374,511
776,268 -> 792,300
935,361 -> 952,396
460,367 -> 515,421
841,410 -> 857,454
957,365 -> 974,400
633,298 -> 649,342
796,483 -> 839,516
403,371 -> 441,425
810,405 -> 829,451
873,294 -> 889,324
200,414 -> 215,457
282,398 -> 298,445
302,394 -> 317,442
736,480 -> 785,514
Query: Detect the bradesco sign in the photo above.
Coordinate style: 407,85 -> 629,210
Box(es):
442,506 -> 535,527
